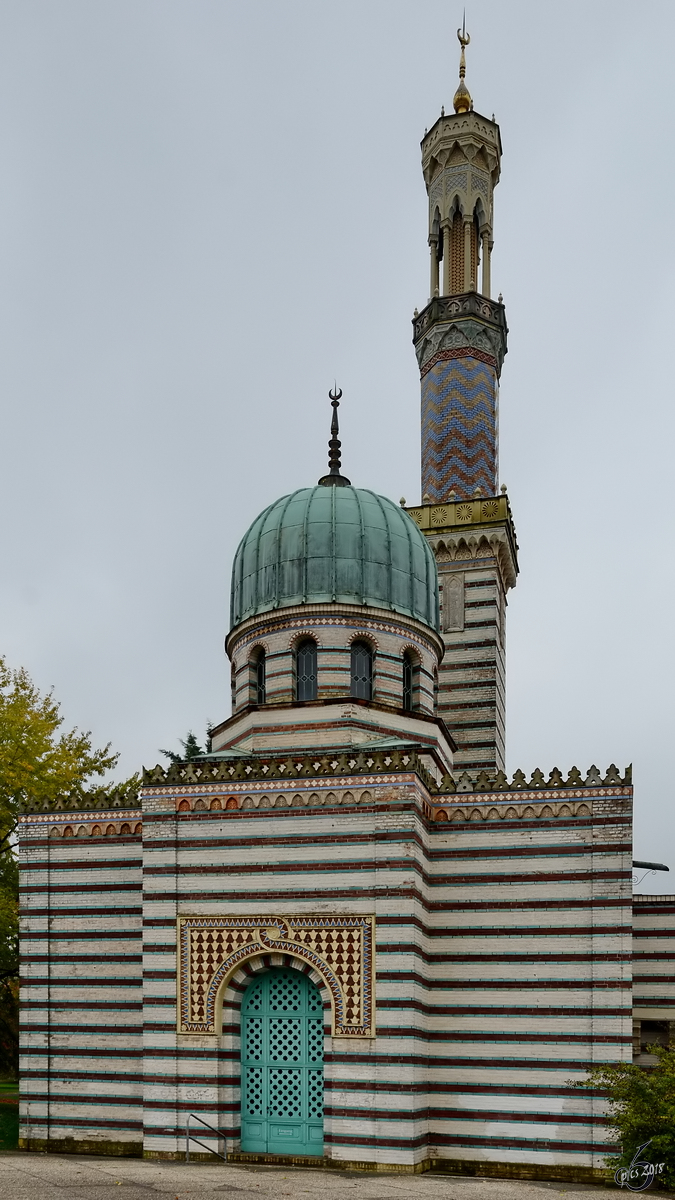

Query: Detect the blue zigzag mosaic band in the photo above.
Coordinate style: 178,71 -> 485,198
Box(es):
421,351 -> 498,502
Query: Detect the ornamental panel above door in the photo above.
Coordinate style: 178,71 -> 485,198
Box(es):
177,914 -> 374,1037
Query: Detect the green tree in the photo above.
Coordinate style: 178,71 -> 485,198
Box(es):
575,1046 -> 675,1190
160,731 -> 206,764
0,654 -> 138,1077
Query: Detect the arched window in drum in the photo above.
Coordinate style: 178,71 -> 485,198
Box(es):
296,639 -> 317,702
350,641 -> 373,701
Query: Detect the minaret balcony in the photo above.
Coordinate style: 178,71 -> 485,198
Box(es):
413,290 -> 508,380
413,291 -> 507,347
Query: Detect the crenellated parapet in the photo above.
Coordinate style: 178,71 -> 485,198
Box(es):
439,762 -> 632,793
18,786 -> 141,814
23,753 -> 630,815
139,755 -> 630,799
142,746 -> 439,795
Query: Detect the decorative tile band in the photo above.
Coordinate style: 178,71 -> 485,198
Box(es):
419,344 -> 498,379
18,810 -> 143,825
432,787 -> 629,805
177,914 -> 374,1037
145,772 -> 414,798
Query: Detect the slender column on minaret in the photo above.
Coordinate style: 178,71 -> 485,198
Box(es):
441,222 -> 451,296
481,233 -> 491,298
429,237 -> 439,296
464,218 -> 473,291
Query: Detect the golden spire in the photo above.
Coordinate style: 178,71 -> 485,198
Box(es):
453,12 -> 472,114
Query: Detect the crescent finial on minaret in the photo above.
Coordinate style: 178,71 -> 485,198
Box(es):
453,14 -> 473,114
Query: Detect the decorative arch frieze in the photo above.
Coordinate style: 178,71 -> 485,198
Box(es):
287,628 -> 323,650
50,819 -> 142,838
177,914 -> 374,1038
429,528 -> 516,590
345,629 -> 380,650
433,799 -> 592,823
400,640 -> 422,663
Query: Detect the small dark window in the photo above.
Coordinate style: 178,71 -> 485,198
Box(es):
351,641 -> 373,701
296,639 -> 317,702
402,652 -> 414,712
255,650 -> 266,705
640,1020 -> 670,1053
433,667 -> 439,714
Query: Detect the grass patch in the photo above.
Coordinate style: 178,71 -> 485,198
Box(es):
0,1102 -> 18,1151
0,1081 -> 19,1150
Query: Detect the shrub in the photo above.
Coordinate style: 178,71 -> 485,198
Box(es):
575,1045 -> 675,1190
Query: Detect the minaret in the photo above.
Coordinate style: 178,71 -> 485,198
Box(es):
407,26 -> 518,775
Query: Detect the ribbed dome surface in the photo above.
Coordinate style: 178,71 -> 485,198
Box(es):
230,486 -> 439,631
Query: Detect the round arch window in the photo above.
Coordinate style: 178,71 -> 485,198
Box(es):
350,641 -> 373,701
296,639 -> 317,702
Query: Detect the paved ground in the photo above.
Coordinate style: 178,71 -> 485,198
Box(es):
0,1154 -> 665,1200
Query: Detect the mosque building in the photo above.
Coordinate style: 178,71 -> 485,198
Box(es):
17,30 -> 675,1184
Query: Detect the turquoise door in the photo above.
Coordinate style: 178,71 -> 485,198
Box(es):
241,969 -> 324,1156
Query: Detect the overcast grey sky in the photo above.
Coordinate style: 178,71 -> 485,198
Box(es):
1,1 -> 673,889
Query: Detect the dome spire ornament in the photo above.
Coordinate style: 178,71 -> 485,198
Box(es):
453,12 -> 472,114
318,386 -> 351,487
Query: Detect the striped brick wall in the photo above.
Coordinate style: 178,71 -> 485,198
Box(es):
430,787 -> 633,1170
406,498 -> 517,774
632,895 -> 675,1063
437,552 -> 506,772
18,770 -> 635,1177
18,815 -> 143,1153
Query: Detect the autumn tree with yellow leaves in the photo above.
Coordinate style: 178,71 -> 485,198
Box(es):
0,655 -> 138,1076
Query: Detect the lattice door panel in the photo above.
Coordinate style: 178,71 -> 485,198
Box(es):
268,1069 -> 302,1117
268,973 -> 303,1013
240,968 -> 324,1156
269,1018 -> 302,1063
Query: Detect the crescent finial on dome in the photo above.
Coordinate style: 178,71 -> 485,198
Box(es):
318,386 -> 351,487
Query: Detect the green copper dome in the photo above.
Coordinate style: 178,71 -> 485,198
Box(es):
230,486 -> 439,631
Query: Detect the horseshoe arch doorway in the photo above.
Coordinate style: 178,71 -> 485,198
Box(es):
240,968 -> 324,1156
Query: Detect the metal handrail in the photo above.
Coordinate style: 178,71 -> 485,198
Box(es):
186,1112 -> 226,1163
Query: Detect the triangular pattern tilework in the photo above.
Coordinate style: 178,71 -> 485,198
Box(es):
177,914 -> 374,1038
